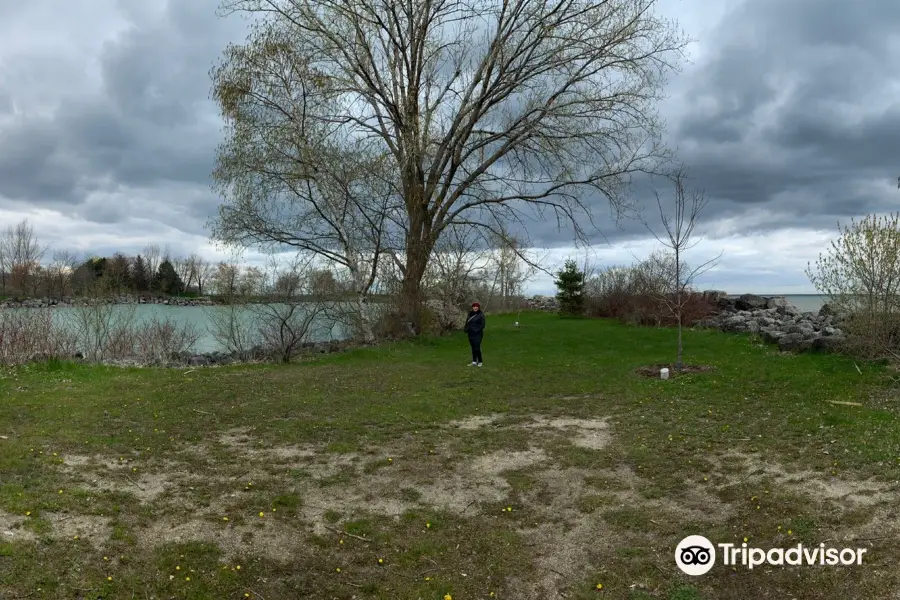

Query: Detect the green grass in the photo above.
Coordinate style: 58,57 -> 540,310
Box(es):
1,311 -> 899,599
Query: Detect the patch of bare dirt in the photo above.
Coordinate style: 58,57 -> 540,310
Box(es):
446,414 -> 611,451
718,451 -> 899,508
634,364 -> 715,378
523,417 -> 611,450
0,510 -> 34,542
446,414 -> 505,429
142,518 -> 311,561
43,513 -> 112,544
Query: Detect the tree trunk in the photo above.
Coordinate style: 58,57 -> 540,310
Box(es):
356,291 -> 375,343
399,174 -> 433,334
399,244 -> 429,334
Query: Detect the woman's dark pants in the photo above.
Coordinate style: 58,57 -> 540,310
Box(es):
468,332 -> 483,363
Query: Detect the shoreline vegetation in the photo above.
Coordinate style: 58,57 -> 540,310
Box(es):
0,290 -> 843,369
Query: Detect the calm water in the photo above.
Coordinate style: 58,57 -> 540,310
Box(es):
7,304 -> 349,354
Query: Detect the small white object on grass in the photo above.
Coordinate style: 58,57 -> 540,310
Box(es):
660,368 -> 669,380
514,321 -> 519,327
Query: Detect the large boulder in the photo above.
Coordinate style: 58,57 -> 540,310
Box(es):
735,294 -> 767,311
778,333 -> 814,352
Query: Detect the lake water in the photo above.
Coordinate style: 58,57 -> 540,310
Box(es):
6,304 -> 349,354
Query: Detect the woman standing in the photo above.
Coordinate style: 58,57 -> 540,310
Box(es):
464,302 -> 485,367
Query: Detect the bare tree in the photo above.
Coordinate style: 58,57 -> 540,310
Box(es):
143,244 -> 161,289
211,0 -> 689,330
0,220 -> 48,296
189,254 -> 214,296
47,250 -> 80,298
210,111 -> 402,341
643,167 -> 720,372
173,256 -> 195,293
213,261 -> 241,296
425,225 -> 493,306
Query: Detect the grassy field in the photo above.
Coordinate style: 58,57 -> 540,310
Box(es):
2,311 -> 900,599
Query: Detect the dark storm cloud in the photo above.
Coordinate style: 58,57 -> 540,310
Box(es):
0,0 -> 245,229
668,0 -> 900,235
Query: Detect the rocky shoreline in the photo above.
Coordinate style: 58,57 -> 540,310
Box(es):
696,292 -> 844,353
1,295 -> 214,308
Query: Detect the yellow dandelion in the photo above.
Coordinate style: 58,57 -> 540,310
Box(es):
58,489 -> 63,494
444,595 -> 452,600
788,529 -> 792,535
272,508 -> 276,512
176,566 -> 180,571
336,567 -> 341,572
425,577 -> 431,581
236,565 -> 241,570
25,511 -> 31,516
756,506 -> 760,509
743,537 -> 748,542
506,506 -> 512,511
596,583 -> 603,589
104,556 -> 109,560
185,576 -> 190,581
259,512 -> 264,517
426,522 -> 431,528
223,517 -> 229,521
703,477 -> 708,481
107,576 -> 112,581
53,452 -> 58,456
378,558 -> 384,564
73,535 -> 79,540
339,539 -> 343,544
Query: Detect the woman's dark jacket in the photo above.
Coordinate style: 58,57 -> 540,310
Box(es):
464,311 -> 485,336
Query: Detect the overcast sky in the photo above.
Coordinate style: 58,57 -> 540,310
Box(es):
1,0 -> 897,295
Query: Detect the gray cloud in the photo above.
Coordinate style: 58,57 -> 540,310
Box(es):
0,0 -> 896,296
667,0 -> 900,237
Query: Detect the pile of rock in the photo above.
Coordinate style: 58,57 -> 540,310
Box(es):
1,295 -> 214,308
696,293 -> 846,353
524,295 -> 559,310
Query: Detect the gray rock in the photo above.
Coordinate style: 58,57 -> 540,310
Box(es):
761,329 -> 785,344
778,333 -> 814,352
736,294 -> 767,310
766,296 -> 790,309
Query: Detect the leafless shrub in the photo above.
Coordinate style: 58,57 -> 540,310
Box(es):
0,309 -> 79,366
205,297 -> 260,360
131,318 -> 203,365
70,289 -> 138,363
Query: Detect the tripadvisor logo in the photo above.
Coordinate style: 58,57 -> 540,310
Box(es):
676,535 -> 715,576
675,535 -> 867,575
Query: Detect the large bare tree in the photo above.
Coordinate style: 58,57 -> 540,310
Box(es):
210,0 -> 688,329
